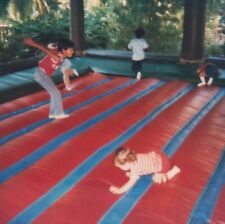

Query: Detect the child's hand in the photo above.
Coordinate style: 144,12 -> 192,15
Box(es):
23,37 -> 34,46
152,173 -> 167,184
109,186 -> 122,194
73,69 -> 79,77
63,69 -> 79,77
63,69 -> 74,76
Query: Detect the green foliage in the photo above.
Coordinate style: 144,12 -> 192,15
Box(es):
0,0 -> 9,19
0,0 -> 225,62
0,9 -> 70,62
205,43 -> 224,56
9,10 -> 70,43
85,7 -> 112,48
85,0 -> 183,53
205,0 -> 225,57
7,0 -> 33,21
155,23 -> 182,53
5,0 -> 60,21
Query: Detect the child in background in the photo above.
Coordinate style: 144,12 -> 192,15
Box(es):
128,28 -> 149,80
109,146 -> 181,194
24,37 -> 77,119
47,42 -> 79,91
196,63 -> 220,87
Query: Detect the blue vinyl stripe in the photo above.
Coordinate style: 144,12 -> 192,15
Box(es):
0,79 -> 134,145
0,80 -> 165,183
0,77 -> 111,121
8,84 -> 193,224
188,147 -> 225,223
99,88 -> 225,224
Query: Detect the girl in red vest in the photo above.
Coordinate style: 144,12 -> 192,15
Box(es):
24,38 -> 78,119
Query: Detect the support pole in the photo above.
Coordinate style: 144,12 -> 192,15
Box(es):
180,0 -> 207,63
70,0 -> 85,55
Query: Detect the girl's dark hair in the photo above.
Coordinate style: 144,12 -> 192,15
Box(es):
134,28 -> 145,38
114,146 -> 136,165
57,38 -> 74,52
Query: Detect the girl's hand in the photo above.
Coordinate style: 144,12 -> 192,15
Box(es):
62,69 -> 79,77
152,173 -> 167,184
23,37 -> 35,46
109,186 -> 122,194
63,69 -> 74,76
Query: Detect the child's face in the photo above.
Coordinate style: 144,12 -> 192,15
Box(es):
62,48 -> 74,58
115,162 -> 130,171
114,149 -> 132,171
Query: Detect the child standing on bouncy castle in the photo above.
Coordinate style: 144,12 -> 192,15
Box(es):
24,37 -> 78,119
128,28 -> 149,80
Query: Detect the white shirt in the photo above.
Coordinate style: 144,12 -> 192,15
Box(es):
128,38 -> 148,61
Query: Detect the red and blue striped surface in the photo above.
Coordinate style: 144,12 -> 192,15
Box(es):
0,72 -> 224,224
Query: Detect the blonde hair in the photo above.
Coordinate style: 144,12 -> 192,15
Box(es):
113,146 -> 137,166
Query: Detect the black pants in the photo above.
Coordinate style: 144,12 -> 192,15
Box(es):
205,64 -> 220,78
132,60 -> 143,75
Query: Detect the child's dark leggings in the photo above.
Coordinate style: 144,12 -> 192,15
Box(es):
132,60 -> 143,74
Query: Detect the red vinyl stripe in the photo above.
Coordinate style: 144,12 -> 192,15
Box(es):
0,72 -> 98,116
211,186 -> 225,223
34,86 -> 219,224
124,92 -> 225,224
30,81 -> 191,224
0,80 -> 184,221
0,76 -> 133,170
0,78 -> 161,224
0,73 -> 107,138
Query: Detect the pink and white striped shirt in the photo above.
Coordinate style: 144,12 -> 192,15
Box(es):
130,152 -> 163,176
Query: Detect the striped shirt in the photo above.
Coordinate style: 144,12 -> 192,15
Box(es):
130,152 -> 163,176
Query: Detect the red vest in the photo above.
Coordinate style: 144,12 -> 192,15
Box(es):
39,52 -> 63,76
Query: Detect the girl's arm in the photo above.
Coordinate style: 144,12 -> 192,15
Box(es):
109,175 -> 139,194
23,38 -> 59,62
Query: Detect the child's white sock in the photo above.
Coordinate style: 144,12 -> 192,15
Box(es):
73,69 -> 79,77
197,76 -> 206,87
207,77 -> 214,85
136,72 -> 141,80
